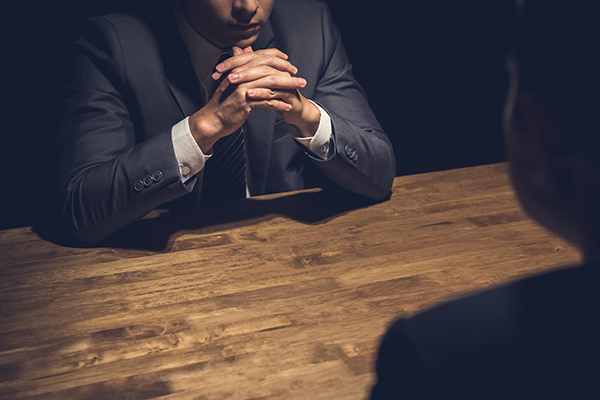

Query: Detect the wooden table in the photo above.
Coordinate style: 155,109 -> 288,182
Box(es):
0,163 -> 581,399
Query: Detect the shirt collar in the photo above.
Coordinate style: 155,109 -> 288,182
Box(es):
173,2 -> 230,90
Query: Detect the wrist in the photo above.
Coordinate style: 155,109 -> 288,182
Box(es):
287,98 -> 321,138
188,111 -> 222,153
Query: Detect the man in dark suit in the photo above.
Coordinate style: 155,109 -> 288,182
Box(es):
371,0 -> 600,398
57,0 -> 395,243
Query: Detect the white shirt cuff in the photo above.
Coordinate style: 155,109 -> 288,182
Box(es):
291,101 -> 334,160
171,117 -> 211,183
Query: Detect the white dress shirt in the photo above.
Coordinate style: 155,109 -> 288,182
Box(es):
171,3 -> 334,191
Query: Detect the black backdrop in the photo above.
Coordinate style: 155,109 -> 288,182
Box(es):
2,0 -> 512,230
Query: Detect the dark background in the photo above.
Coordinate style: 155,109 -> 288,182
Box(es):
2,0 -> 512,231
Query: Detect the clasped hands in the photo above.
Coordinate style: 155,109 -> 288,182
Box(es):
189,46 -> 320,153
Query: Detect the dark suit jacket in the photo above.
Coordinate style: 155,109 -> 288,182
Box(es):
370,262 -> 600,399
57,0 -> 395,243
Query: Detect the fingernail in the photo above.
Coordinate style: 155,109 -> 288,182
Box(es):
292,66 -> 298,74
299,78 -> 307,86
229,73 -> 239,82
247,89 -> 256,96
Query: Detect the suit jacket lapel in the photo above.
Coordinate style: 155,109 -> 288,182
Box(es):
153,8 -> 205,120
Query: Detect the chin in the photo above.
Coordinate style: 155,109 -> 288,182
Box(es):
231,35 -> 260,49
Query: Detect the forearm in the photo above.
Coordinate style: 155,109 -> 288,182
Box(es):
290,101 -> 334,160
59,133 -> 189,244
312,111 -> 395,201
302,2 -> 395,200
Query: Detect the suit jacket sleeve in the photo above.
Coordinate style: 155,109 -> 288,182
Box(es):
56,16 -> 191,244
286,1 -> 396,200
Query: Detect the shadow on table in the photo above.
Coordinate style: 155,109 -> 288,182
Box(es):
34,187 -> 384,252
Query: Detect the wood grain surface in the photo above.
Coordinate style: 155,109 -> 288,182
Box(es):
0,163 -> 581,399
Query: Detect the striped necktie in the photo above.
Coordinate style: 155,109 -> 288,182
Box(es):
200,52 -> 247,203
200,127 -> 246,203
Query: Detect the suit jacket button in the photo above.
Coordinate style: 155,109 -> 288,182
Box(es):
134,180 -> 144,192
345,145 -> 357,161
143,175 -> 154,187
151,170 -> 163,182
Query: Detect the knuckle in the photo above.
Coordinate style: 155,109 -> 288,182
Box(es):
235,89 -> 247,101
